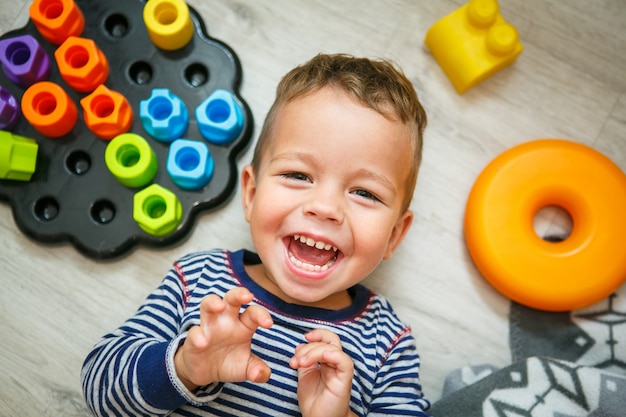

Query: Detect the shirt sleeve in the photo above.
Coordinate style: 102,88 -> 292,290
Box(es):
367,330 -> 431,416
80,262 -> 222,416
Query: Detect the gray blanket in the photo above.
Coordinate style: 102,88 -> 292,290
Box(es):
430,288 -> 626,416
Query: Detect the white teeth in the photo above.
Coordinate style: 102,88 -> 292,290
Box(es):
293,235 -> 337,252
289,254 -> 334,272
290,235 -> 339,272
295,235 -> 307,244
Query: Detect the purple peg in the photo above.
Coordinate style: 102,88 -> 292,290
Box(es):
0,86 -> 20,130
0,34 -> 52,88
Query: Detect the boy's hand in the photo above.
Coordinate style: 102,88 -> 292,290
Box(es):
174,287 -> 273,390
289,329 -> 357,417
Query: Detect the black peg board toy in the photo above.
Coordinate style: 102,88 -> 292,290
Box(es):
0,0 -> 254,259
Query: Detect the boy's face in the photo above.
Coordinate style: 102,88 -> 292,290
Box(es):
241,86 -> 414,308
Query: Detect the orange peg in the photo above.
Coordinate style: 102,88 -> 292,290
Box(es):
55,36 -> 109,93
80,85 -> 134,140
29,0 -> 85,45
21,81 -> 77,138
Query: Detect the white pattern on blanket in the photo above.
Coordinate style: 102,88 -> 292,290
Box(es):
431,286 -> 626,416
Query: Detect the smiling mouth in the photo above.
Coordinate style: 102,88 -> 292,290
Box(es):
288,235 -> 338,272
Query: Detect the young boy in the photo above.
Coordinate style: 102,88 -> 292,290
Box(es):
82,53 -> 430,416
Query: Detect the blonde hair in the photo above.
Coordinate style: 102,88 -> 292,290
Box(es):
251,53 -> 427,211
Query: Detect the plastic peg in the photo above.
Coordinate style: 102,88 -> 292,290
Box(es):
167,138 -> 214,190
55,36 -> 109,93
21,81 -> 77,138
139,88 -> 188,142
105,133 -> 158,188
80,84 -> 133,140
133,183 -> 183,236
0,86 -> 21,130
0,35 -> 52,88
29,0 -> 85,45
143,0 -> 193,51
195,89 -> 244,144
0,130 -> 38,181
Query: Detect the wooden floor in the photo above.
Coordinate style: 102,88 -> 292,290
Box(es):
1,0 -> 625,415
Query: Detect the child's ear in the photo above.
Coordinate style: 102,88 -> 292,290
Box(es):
241,165 -> 257,223
383,210 -> 413,259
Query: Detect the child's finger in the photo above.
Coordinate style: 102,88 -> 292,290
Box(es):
247,354 -> 272,383
304,328 -> 342,348
240,304 -> 273,331
320,348 -> 351,370
198,289 -> 249,332
290,342 -> 342,369
199,294 -> 226,321
293,328 -> 344,367
185,323 -> 210,351
223,287 -> 254,312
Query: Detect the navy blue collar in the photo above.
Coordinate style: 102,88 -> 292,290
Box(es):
230,249 -> 372,323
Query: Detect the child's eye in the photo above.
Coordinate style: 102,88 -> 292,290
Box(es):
281,172 -> 311,182
352,189 -> 381,203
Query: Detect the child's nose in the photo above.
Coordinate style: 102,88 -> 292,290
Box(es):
302,186 -> 345,224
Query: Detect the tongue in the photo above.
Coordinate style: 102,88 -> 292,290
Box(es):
289,239 -> 336,266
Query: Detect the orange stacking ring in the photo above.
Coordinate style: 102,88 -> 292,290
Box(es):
464,139 -> 626,311
21,81 -> 77,138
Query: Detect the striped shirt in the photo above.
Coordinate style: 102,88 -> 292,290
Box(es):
81,249 -> 431,416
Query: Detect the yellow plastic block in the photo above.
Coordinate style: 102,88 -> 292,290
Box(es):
424,0 -> 523,94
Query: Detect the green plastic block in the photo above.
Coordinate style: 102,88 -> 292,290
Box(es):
0,130 -> 38,181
